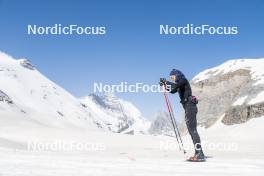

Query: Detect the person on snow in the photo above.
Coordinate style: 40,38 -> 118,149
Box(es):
160,69 -> 205,161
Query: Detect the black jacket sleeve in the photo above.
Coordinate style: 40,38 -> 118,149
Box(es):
165,79 -> 187,94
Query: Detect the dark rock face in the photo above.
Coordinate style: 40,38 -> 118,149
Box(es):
0,90 -> 13,104
20,59 -> 35,70
222,102 -> 264,125
191,64 -> 264,127
191,69 -> 252,127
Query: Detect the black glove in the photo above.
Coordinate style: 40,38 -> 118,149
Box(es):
159,78 -> 166,86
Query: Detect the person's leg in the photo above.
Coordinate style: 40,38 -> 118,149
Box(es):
187,124 -> 202,154
185,103 -> 204,157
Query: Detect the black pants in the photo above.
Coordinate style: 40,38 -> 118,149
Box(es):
183,101 -> 203,155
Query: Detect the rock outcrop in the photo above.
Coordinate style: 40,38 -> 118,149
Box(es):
192,59 -> 264,127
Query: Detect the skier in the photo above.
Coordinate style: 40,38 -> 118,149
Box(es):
160,69 -> 205,162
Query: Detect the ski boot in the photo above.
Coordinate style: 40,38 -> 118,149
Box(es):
187,151 -> 206,162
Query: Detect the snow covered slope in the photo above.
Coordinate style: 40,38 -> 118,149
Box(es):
0,51 -> 99,130
0,51 -> 151,134
193,59 -> 264,86
0,115 -> 263,176
192,59 -> 264,127
80,93 -> 151,134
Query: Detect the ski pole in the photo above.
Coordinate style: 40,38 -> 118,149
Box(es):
163,91 -> 181,151
163,90 -> 186,154
165,92 -> 186,154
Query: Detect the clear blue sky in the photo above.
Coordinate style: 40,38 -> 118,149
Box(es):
0,0 -> 263,119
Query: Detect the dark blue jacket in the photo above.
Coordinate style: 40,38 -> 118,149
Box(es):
166,73 -> 192,104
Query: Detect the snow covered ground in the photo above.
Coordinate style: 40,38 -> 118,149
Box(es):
1,52 -> 263,175
0,117 -> 263,176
